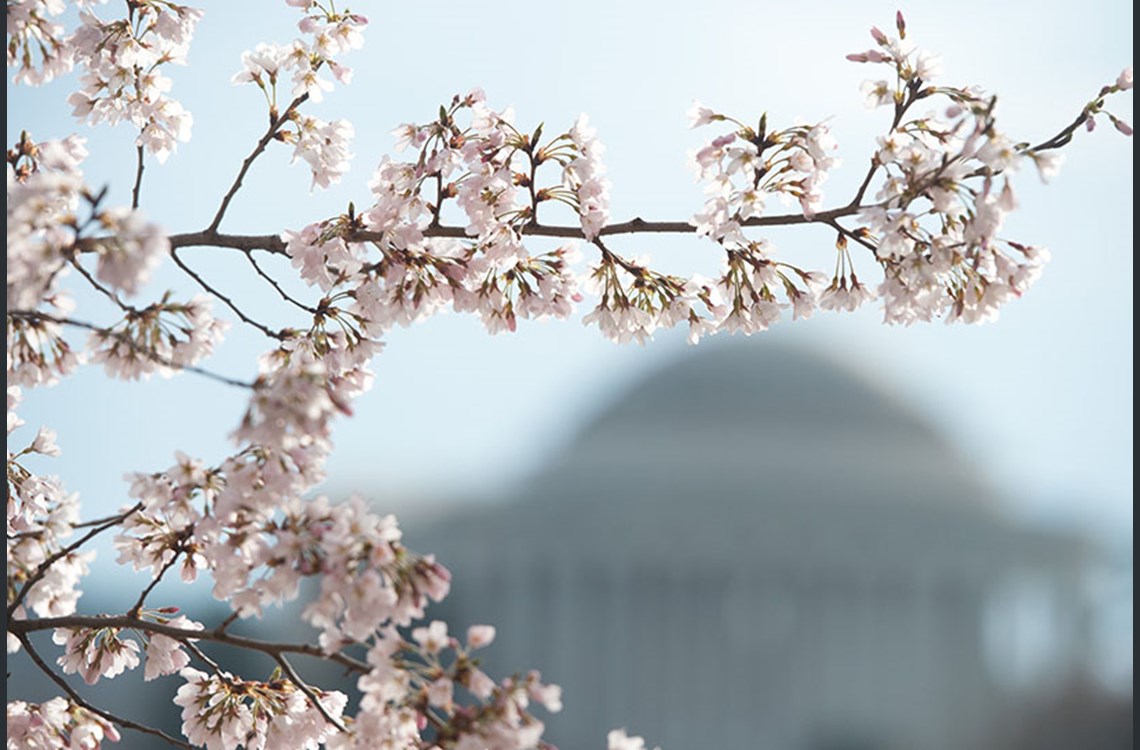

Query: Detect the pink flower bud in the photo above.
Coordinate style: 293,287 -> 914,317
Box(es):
1117,67 -> 1133,91
870,26 -> 889,45
1112,117 -> 1133,136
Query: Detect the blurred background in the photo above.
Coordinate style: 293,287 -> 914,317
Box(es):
404,339 -> 1132,749
7,1 -> 1132,748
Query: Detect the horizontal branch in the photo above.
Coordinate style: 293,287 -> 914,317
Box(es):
8,613 -> 371,675
168,204 -> 864,255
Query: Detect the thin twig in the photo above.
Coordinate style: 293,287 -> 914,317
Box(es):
207,94 -> 309,233
131,144 -> 145,210
127,549 -> 183,618
15,632 -> 195,750
66,256 -> 132,312
848,82 -> 921,208
274,653 -> 348,732
182,639 -> 222,673
214,612 -> 241,635
243,250 -> 318,313
72,509 -> 145,529
1031,105 -> 1095,152
169,248 -> 284,340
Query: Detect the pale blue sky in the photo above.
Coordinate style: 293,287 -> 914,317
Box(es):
8,0 -> 1133,549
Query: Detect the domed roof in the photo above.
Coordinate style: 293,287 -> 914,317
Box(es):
578,338 -> 937,442
409,340 -> 1018,572
396,340 -> 1094,750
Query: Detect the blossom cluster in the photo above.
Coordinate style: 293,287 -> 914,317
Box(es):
6,697 -> 121,749
232,1 -> 367,189
688,107 -> 839,228
52,612 -> 202,686
282,89 -> 600,340
6,416 -> 91,651
175,667 -> 347,750
88,294 -> 227,380
582,251 -> 716,344
7,130 -> 225,389
844,16 -> 1086,324
7,0 -> 80,86
6,131 -> 89,315
66,0 -> 202,162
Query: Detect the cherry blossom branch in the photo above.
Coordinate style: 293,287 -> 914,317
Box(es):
7,614 -> 372,675
214,612 -> 240,635
72,510 -> 143,529
206,93 -> 309,233
6,311 -> 255,389
168,205 -> 868,257
593,236 -> 642,274
848,78 -> 923,208
169,247 -> 285,339
131,144 -> 145,210
14,632 -> 195,750
167,231 -> 288,253
1028,86 -> 1130,152
7,503 -> 144,620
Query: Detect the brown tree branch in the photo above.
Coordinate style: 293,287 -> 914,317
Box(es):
8,613 -> 371,675
207,94 -> 309,233
168,204 -> 867,257
131,143 -> 145,210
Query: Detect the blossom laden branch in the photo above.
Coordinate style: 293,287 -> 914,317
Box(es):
14,631 -> 195,750
7,311 -> 253,389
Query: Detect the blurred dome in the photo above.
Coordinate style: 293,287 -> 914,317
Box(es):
422,340 -> 1011,572
542,338 -> 992,506
406,339 -> 1090,750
